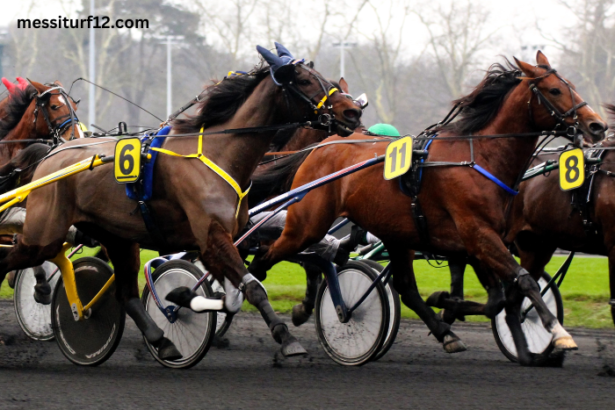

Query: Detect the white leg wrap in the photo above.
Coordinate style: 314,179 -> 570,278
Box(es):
550,322 -> 571,340
224,277 -> 244,313
190,296 -> 224,312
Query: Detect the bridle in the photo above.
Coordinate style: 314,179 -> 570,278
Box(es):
32,84 -> 81,143
280,62 -> 343,132
527,66 -> 588,142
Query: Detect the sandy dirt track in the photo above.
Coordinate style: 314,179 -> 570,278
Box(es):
0,300 -> 613,410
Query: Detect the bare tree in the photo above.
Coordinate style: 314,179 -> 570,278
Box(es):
415,0 -> 497,99
541,0 -> 615,115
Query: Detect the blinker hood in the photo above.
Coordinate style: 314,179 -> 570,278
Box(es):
256,42 -> 304,86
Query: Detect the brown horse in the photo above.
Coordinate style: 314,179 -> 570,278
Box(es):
0,77 -> 29,120
502,104 -> 615,326
0,43 -> 361,359
248,52 -> 607,365
0,79 -> 82,164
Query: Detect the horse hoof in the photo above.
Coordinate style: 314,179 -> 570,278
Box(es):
157,337 -> 183,361
553,336 -> 578,351
442,333 -> 467,354
291,304 -> 312,327
426,291 -> 449,308
165,286 -> 196,308
33,283 -> 51,305
281,336 -> 308,357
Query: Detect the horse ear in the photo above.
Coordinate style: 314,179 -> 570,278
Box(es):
339,77 -> 349,94
514,57 -> 538,78
256,45 -> 284,68
54,80 -> 64,87
16,77 -> 28,90
1,78 -> 16,95
274,42 -> 294,62
26,78 -> 46,94
536,50 -> 551,68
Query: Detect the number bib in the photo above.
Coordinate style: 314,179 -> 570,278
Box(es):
559,148 -> 584,191
384,136 -> 413,180
114,138 -> 141,184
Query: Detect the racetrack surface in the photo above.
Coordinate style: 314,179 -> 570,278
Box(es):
0,300 -> 613,410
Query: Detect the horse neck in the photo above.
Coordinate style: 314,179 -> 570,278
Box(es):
202,79 -> 299,187
474,85 -> 540,187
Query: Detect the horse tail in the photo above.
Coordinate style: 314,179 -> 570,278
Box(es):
0,143 -> 50,195
249,147 -> 313,207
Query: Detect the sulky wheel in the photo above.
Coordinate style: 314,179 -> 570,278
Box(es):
359,259 -> 401,362
51,257 -> 124,366
141,260 -> 216,369
492,272 -> 564,364
14,262 -> 61,341
315,261 -> 390,366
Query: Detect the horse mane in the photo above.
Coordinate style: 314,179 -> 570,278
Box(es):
0,85 -> 36,141
172,64 -> 271,134
440,59 -> 522,134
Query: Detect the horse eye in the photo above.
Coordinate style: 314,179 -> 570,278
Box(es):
51,105 -> 60,110
549,88 -> 562,96
298,79 -> 311,86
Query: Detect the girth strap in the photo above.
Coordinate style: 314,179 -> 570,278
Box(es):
151,126 -> 251,218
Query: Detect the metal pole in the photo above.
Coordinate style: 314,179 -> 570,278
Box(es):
167,36 -> 172,118
340,41 -> 345,78
88,0 -> 96,127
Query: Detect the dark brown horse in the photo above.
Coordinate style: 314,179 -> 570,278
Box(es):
0,43 -> 361,359
248,52 -> 607,365
502,104 -> 615,326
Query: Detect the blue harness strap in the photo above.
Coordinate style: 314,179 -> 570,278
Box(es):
398,136 -> 517,196
126,125 -> 172,201
472,164 -> 518,195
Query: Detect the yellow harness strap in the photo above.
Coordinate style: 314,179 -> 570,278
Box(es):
315,87 -> 339,112
151,126 -> 250,218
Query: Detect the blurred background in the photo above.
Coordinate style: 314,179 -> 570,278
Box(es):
0,0 -> 612,134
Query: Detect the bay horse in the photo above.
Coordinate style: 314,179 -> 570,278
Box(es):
247,51 -> 607,365
501,104 -> 615,326
0,43 -> 362,359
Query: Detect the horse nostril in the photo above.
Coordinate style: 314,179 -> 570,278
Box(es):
589,122 -> 607,134
343,108 -> 361,122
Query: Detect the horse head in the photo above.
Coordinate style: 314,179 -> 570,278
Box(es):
257,42 -> 362,136
26,80 -> 82,140
514,51 -> 607,144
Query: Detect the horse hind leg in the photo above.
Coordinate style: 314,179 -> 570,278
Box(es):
102,237 -> 181,361
292,263 -> 321,327
388,245 -> 467,354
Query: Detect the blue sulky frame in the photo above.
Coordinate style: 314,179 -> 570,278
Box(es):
144,154 -> 386,324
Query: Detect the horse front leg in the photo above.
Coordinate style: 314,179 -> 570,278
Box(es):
462,225 -> 577,365
169,220 -> 307,357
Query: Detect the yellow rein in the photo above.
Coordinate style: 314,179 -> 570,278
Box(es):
151,126 -> 250,218
315,87 -> 338,113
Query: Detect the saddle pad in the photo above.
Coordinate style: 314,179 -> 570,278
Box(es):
125,126 -> 172,201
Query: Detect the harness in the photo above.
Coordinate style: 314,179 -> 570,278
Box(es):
570,147 -> 606,237
150,126 -> 251,218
